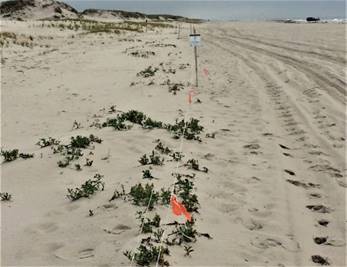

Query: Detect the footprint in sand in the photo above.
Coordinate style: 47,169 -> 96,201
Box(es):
284,169 -> 296,176
317,219 -> 329,227
37,222 -> 59,233
314,237 -> 345,247
251,235 -> 300,252
311,255 -> 330,265
279,144 -> 290,150
306,205 -> 333,213
235,217 -> 263,231
78,248 -> 95,259
286,179 -> 320,190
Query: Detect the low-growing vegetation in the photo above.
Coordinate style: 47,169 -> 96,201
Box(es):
67,174 -> 105,201
101,110 -> 204,141
1,149 -> 34,163
167,118 -> 204,141
184,159 -> 208,173
0,192 -> 12,201
139,151 -> 164,166
137,66 -> 159,78
48,134 -> 102,168
36,137 -> 60,148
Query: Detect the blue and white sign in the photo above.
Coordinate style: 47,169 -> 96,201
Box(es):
190,34 -> 201,47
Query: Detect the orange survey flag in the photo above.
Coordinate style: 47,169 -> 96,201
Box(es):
170,195 -> 192,222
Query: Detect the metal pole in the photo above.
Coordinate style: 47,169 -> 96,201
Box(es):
193,27 -> 198,87
177,24 -> 181,39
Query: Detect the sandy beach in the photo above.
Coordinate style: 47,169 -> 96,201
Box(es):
1,14 -> 346,267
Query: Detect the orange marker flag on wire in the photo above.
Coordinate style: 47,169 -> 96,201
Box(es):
170,195 -> 192,222
188,89 -> 197,104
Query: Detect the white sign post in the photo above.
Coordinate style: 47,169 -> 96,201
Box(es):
189,31 -> 201,87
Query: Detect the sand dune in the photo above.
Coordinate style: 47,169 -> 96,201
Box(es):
1,19 -> 346,266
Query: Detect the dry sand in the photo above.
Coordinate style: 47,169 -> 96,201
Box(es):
1,20 -> 346,266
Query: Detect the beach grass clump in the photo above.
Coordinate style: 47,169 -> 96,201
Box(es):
184,245 -> 194,256
102,117 -> 129,130
102,110 -> 163,130
139,151 -> 164,166
1,149 -> 34,162
169,151 -> 184,161
142,117 -> 163,129
174,176 -> 199,213
137,66 -> 159,78
129,51 -> 156,58
67,174 -> 105,201
36,137 -> 60,148
124,243 -> 170,267
176,220 -> 198,243
109,184 -> 126,201
1,149 -> 19,162
155,142 -> 172,155
110,183 -> 171,208
70,136 -> 91,148
185,159 -> 208,173
160,188 -> 171,205
166,118 -> 204,141
168,83 -> 184,95
18,152 -> 34,159
142,169 -> 154,179
137,212 -> 161,233
102,110 -> 204,141
54,135 -> 102,168
0,192 -> 12,201
129,183 -> 159,209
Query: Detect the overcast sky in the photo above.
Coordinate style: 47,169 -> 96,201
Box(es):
1,0 -> 344,20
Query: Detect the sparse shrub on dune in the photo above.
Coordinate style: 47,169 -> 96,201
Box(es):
36,137 -> 60,148
109,183 -> 171,208
160,188 -> 171,205
168,83 -> 184,95
174,175 -> 199,213
139,151 -> 164,166
142,117 -> 163,129
185,159 -> 208,173
124,243 -> 170,267
102,117 -> 129,130
169,151 -> 184,161
53,135 -> 102,168
72,120 -> 82,130
139,154 -> 150,165
18,153 -> 34,159
0,192 -> 12,201
142,169 -> 154,179
67,173 -> 105,201
155,142 -> 172,155
166,118 -> 204,141
137,211 -> 161,233
184,245 -> 194,256
101,109 -> 204,141
129,50 -> 156,58
84,158 -> 93,166
1,149 -> 18,162
137,66 -> 159,78
129,183 -> 159,210
70,135 -> 91,148
1,149 -> 34,162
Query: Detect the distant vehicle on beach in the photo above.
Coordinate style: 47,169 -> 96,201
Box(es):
306,17 -> 320,22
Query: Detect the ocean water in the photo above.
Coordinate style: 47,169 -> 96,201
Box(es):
64,0 -> 346,21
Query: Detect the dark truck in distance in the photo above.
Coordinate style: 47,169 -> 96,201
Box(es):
306,17 -> 320,22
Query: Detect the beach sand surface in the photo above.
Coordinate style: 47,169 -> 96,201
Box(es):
1,20 -> 346,266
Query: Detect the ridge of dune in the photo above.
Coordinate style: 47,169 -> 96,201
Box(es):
0,0 -> 203,22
